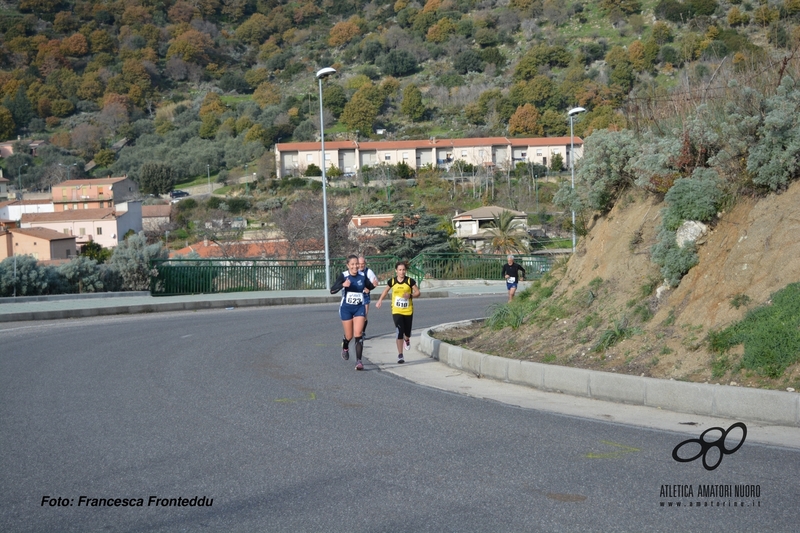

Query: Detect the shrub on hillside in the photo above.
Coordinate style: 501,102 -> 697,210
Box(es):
662,169 -> 723,230
107,233 -> 169,291
746,76 -> 800,191
58,256 -> 105,293
0,255 -> 60,297
650,229 -> 699,287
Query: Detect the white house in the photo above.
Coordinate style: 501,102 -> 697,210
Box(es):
275,136 -> 583,179
0,199 -> 55,221
20,200 -> 142,250
452,206 -> 528,253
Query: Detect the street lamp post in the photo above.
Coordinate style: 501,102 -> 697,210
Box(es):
568,106 -> 586,254
59,162 -> 77,181
17,163 -> 27,197
317,66 -> 336,291
207,164 -> 211,194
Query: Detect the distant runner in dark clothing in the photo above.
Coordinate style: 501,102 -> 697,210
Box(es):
502,254 -> 525,302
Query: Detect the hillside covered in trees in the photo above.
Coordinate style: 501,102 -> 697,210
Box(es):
2,0 -> 799,191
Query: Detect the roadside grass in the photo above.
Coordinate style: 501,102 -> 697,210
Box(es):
707,283 -> 800,378
593,317 -> 639,352
485,277 -> 556,330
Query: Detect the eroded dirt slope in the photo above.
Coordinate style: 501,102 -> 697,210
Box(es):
447,180 -> 800,390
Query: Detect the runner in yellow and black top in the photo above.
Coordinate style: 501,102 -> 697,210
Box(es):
375,261 -> 420,364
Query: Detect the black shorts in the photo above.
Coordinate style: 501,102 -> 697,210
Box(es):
392,314 -> 413,339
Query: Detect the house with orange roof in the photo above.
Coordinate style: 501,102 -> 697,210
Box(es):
0,227 -> 77,260
20,201 -> 142,249
274,136 -> 583,179
348,214 -> 395,239
171,239 -> 292,259
51,176 -> 139,212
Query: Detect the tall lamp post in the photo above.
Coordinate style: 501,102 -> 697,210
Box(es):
568,106 -> 586,254
316,66 -> 336,291
17,163 -> 27,198
58,162 -> 77,180
207,164 -> 211,194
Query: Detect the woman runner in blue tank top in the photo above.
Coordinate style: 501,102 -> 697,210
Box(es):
330,255 -> 375,371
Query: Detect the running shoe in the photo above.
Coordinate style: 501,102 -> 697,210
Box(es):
355,361 -> 364,371
404,338 -> 410,351
397,354 -> 405,364
341,348 -> 349,361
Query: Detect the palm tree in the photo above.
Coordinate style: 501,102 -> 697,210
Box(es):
486,210 -> 529,254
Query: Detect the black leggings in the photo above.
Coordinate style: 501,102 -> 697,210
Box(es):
392,314 -> 413,339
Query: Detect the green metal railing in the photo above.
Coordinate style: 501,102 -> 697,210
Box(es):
410,253 -> 552,281
150,253 -> 552,296
150,255 -> 409,296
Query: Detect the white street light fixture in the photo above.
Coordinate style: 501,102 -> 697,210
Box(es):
317,67 -> 336,291
58,162 -> 77,181
568,106 -> 586,254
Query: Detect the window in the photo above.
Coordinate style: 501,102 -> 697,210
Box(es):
63,228 -> 69,234
478,150 -> 485,159
384,154 -> 391,161
403,152 -> 409,161
324,153 -> 330,161
61,189 -> 67,200
536,150 -> 542,156
79,228 -> 86,236
73,203 -> 77,210
461,150 -> 467,158
97,227 -> 102,235
306,154 -> 313,162
84,203 -> 88,209
521,152 -> 527,158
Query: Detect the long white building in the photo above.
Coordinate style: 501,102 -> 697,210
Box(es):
274,136 -> 583,179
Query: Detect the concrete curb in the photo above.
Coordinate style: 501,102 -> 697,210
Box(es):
0,290 -> 453,322
0,291 -> 151,303
421,320 -> 800,428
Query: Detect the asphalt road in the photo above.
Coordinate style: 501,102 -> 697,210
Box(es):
1,296 -> 798,532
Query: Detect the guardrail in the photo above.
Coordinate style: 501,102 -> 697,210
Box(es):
411,253 -> 552,281
150,256 -> 404,296
150,253 -> 553,296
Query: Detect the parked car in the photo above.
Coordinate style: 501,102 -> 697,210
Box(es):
169,190 -> 189,198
